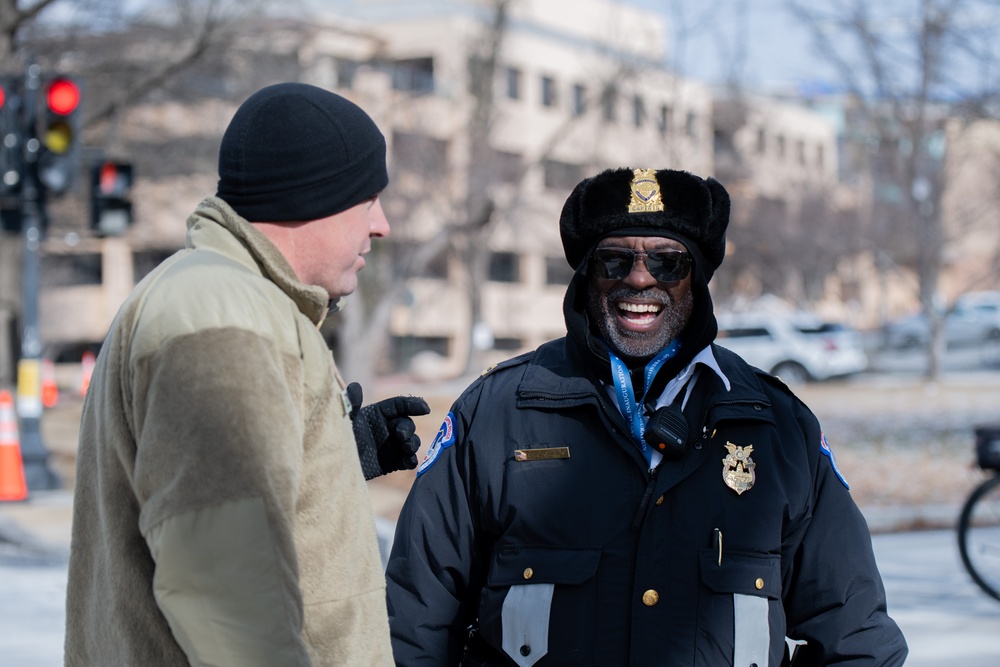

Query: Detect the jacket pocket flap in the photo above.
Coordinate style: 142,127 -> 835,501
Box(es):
488,546 -> 601,587
711,402 -> 775,426
699,549 -> 780,599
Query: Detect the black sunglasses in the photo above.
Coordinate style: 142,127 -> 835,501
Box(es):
592,247 -> 692,282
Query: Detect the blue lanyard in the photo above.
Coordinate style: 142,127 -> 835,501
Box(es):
607,339 -> 681,466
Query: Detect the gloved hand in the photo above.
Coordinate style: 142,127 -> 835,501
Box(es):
347,382 -> 431,480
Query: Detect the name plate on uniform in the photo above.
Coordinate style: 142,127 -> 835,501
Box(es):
514,447 -> 570,462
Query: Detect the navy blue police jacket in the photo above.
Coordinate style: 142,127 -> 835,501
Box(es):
385,339 -> 907,667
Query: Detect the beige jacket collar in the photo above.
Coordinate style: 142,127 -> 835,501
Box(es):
186,196 -> 332,325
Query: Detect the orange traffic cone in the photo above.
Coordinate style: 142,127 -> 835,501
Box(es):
0,389 -> 28,502
41,358 -> 59,409
80,351 -> 96,397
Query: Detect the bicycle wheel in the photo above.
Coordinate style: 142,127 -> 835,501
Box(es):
958,474 -> 1000,602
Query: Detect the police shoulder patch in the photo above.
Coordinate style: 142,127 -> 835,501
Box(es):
819,432 -> 849,489
417,412 -> 457,476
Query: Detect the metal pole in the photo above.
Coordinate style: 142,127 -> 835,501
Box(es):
16,62 -> 59,491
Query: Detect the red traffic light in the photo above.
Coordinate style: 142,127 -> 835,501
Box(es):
0,84 -> 5,110
46,78 -> 80,116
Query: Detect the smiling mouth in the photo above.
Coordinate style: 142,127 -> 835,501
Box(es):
616,301 -> 663,327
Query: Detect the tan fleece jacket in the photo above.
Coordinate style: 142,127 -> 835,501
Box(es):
64,197 -> 392,666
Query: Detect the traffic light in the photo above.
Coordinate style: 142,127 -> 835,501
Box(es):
37,75 -> 81,195
90,160 -> 133,236
0,76 -> 23,201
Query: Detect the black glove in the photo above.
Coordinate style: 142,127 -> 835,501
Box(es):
347,382 -> 431,480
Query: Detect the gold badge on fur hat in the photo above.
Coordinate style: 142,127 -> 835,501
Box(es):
628,168 -> 665,213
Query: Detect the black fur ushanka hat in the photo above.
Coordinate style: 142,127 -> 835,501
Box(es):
559,167 -> 731,282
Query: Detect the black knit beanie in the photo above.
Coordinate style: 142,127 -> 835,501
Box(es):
216,83 -> 388,222
559,167 -> 730,282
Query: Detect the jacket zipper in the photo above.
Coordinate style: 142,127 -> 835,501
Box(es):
632,465 -> 661,528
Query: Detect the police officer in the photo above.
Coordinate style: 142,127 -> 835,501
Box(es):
385,167 -> 907,666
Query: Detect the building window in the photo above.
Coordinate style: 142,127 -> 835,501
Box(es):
657,104 -> 671,134
40,253 -> 102,287
335,59 -> 359,89
685,111 -> 697,138
816,144 -> 825,169
542,159 -> 584,191
632,95 -> 645,128
572,83 -> 586,116
713,128 -> 734,156
492,337 -> 523,351
776,135 -> 786,159
506,66 -> 521,100
572,83 -> 587,116
487,148 -> 523,184
796,139 -> 806,165
601,85 -> 617,122
545,257 -> 575,286
488,252 -> 520,283
756,127 -> 767,153
541,75 -> 558,108
392,131 -> 449,174
391,57 -> 434,93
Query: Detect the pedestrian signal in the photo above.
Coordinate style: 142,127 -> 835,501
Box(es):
90,160 -> 133,236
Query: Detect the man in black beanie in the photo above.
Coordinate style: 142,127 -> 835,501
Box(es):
386,167 -> 908,666
66,83 -> 429,667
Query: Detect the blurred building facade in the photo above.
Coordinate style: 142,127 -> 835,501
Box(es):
33,0 -> 933,377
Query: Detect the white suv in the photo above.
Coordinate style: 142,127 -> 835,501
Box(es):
716,312 -> 869,384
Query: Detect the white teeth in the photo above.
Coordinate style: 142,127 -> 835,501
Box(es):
618,302 -> 661,314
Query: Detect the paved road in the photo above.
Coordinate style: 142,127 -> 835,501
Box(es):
2,528 -> 998,666
873,530 -> 999,666
0,544 -> 66,666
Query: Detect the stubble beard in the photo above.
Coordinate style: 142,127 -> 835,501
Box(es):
588,285 -> 694,363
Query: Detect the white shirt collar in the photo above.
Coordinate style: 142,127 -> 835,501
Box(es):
601,345 -> 731,413
651,345 -> 731,412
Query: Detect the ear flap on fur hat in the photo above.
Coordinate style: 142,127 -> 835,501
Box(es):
559,167 -> 730,281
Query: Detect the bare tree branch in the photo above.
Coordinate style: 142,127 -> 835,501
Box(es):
82,3 -> 226,126
0,0 -> 60,61
788,0 -> 1000,378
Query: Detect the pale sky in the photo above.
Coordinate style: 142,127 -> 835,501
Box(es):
632,0 -> 839,93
